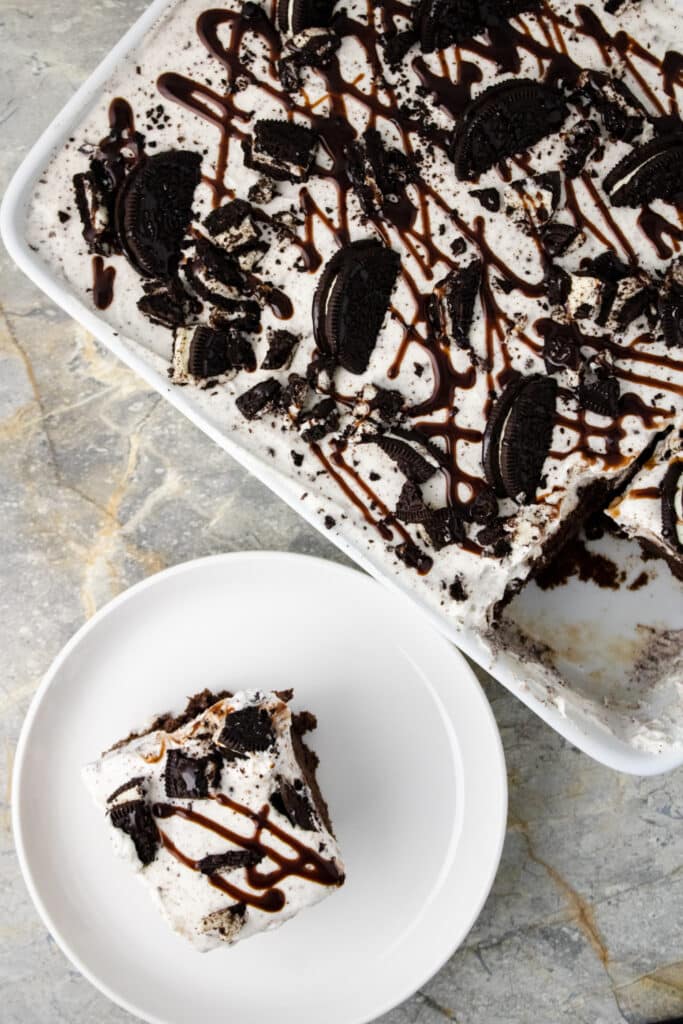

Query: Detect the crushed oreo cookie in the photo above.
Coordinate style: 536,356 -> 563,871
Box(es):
603,133 -> 683,207
138,277 -> 202,329
278,27 -> 340,91
429,260 -> 482,348
165,748 -> 219,799
243,119 -> 319,182
110,800 -> 159,865
345,128 -> 414,217
270,779 -> 316,830
366,433 -> 437,483
262,328 -> 300,370
235,377 -> 282,419
218,705 -> 275,753
197,850 -> 264,874
299,397 -> 339,442
450,80 -> 567,180
579,356 -> 620,417
483,375 -> 557,502
117,150 -> 202,277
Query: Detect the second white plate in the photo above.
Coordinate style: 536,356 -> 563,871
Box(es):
12,552 -> 506,1024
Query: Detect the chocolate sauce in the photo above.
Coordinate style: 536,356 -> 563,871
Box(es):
92,256 -> 115,310
153,793 -> 342,914
144,0 -> 682,562
638,206 -> 683,260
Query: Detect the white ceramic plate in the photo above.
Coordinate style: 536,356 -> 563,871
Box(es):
12,552 -> 507,1024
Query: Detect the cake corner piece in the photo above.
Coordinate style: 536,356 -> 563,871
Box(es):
83,688 -> 345,951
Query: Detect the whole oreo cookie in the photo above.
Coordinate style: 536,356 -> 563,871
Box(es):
450,80 -> 567,180
603,133 -> 683,208
483,375 -> 557,503
116,150 -> 202,278
312,240 -> 400,374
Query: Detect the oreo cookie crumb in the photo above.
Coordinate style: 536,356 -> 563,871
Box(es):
218,705 -> 275,753
110,800 -> 159,865
236,378 -> 282,420
165,748 -> 218,799
197,850 -> 264,874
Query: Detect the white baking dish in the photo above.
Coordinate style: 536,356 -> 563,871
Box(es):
2,0 -> 682,775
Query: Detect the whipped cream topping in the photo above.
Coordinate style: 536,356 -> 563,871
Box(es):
26,0 -> 683,636
83,690 -> 344,952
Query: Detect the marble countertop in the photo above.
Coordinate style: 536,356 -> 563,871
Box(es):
1,2 -> 682,1021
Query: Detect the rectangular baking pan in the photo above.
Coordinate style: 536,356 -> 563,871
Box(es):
3,0 -> 682,775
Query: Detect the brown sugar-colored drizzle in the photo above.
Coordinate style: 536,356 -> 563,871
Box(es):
153,0 -> 682,557
627,485 -> 662,500
92,256 -> 116,310
153,795 -> 343,913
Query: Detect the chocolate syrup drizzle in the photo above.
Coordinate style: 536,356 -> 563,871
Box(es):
92,255 -> 116,310
153,794 -> 343,913
152,0 -> 682,560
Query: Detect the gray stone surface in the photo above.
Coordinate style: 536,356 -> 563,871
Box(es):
0,2 -> 682,1022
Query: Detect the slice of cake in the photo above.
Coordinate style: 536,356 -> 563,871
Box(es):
607,430 -> 683,581
83,689 -> 345,951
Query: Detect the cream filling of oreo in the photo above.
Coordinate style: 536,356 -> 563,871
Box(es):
211,218 -> 259,252
171,327 -> 193,382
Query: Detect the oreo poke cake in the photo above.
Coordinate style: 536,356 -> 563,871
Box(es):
28,0 -> 683,634
83,689 -> 345,950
